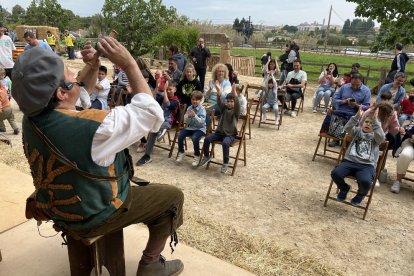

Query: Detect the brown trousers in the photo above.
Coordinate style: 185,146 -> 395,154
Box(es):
74,183 -> 184,240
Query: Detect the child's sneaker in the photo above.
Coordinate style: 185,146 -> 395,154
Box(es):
136,143 -> 146,153
390,180 -> 401,193
192,155 -> 200,167
312,108 -> 317,113
275,119 -> 279,125
322,109 -> 327,115
350,194 -> 365,206
198,156 -> 211,167
290,111 -> 297,118
375,179 -> 380,187
176,152 -> 185,163
336,184 -> 350,202
221,163 -> 229,174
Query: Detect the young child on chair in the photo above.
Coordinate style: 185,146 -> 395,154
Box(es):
136,81 -> 180,166
199,91 -> 240,174
176,90 -> 206,166
261,77 -> 279,125
331,105 -> 385,206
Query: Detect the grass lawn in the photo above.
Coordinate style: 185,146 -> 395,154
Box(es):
210,47 -> 413,89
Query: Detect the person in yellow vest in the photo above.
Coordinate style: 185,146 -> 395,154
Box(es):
46,31 -> 56,52
64,30 -> 75,60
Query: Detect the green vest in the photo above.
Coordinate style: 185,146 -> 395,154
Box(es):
23,109 -> 129,230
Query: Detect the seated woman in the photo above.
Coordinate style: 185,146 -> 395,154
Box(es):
360,91 -> 403,156
176,64 -> 202,107
204,63 -> 232,115
313,63 -> 338,114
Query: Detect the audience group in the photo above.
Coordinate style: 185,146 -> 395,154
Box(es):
1,22 -> 414,193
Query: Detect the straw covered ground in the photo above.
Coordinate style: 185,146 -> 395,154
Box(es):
1,57 -> 413,276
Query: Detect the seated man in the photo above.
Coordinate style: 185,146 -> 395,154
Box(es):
328,73 -> 371,147
11,39 -> 184,275
376,72 -> 406,111
279,59 -> 307,118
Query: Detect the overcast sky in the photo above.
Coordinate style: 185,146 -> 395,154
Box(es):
2,0 -> 361,26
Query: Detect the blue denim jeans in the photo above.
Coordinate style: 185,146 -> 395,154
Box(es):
203,132 -> 235,164
262,103 -> 279,117
331,160 -> 375,196
399,114 -> 413,126
313,85 -> 334,110
178,129 -> 205,156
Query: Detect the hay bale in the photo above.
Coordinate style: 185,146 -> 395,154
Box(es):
14,25 -> 60,47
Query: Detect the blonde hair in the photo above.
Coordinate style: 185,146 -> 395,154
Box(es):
211,63 -> 229,81
181,64 -> 196,81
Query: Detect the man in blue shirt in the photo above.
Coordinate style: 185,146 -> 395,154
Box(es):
23,31 -> 53,51
328,73 -> 371,147
333,73 -> 371,114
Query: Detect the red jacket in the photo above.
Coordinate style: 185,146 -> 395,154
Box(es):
400,98 -> 414,115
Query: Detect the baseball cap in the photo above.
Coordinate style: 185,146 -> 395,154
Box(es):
11,47 -> 64,117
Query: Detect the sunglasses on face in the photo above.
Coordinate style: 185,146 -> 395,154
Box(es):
60,81 -> 84,90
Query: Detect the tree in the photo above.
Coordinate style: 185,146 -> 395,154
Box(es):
24,0 -> 75,31
282,25 -> 298,33
102,0 -> 188,56
152,26 -> 199,55
11,5 -> 25,23
347,0 -> 414,50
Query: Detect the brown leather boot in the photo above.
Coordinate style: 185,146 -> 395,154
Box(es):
137,255 -> 184,276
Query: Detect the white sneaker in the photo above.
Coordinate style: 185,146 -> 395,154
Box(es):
176,152 -> 185,163
322,110 -> 327,115
275,119 -> 279,125
312,108 -> 317,113
192,155 -> 200,167
390,180 -> 400,193
290,111 -> 296,118
375,179 -> 380,187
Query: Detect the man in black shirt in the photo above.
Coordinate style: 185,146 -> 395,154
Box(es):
189,37 -> 211,90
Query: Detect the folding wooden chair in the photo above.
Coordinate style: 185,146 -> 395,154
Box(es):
154,104 -> 187,158
205,112 -> 249,176
245,83 -> 263,125
258,90 -> 285,130
324,134 -> 389,220
107,85 -> 118,109
288,81 -> 306,116
312,117 -> 343,162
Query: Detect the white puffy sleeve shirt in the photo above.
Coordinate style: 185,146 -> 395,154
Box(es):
91,92 -> 163,167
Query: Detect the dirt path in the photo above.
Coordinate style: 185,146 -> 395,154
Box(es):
3,58 -> 413,276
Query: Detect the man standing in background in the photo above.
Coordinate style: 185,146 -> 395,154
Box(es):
190,37 -> 211,90
64,30 -> 75,60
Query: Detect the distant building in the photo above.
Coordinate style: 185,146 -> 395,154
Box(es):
297,22 -> 342,32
